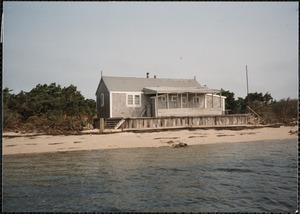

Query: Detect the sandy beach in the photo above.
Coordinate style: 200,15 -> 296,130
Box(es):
2,125 -> 298,155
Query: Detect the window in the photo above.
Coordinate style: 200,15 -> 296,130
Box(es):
100,93 -> 104,107
193,97 -> 200,104
127,95 -> 133,105
171,95 -> 177,102
127,93 -> 141,107
135,95 -> 140,105
182,97 -> 186,104
161,96 -> 166,102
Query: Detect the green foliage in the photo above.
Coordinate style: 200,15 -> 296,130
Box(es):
3,83 -> 97,132
221,89 -> 239,114
222,89 -> 296,123
271,98 -> 298,123
235,92 -> 274,115
3,83 -> 297,131
236,97 -> 247,113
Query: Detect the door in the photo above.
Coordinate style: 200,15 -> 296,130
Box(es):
181,95 -> 187,108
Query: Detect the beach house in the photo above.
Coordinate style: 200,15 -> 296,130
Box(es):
95,73 -> 226,119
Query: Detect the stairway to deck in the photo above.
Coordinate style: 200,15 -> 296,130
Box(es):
104,118 -> 125,129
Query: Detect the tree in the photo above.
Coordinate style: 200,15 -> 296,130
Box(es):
221,89 -> 239,114
84,99 -> 97,123
242,92 -> 274,116
272,98 -> 298,123
3,88 -> 21,129
2,83 -> 98,132
263,92 -> 273,106
3,87 -> 13,103
236,97 -> 247,113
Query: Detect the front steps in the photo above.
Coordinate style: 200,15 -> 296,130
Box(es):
104,118 -> 125,130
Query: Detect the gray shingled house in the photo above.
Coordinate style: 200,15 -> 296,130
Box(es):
95,75 -> 226,119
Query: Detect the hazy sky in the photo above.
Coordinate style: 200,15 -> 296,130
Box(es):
3,2 -> 298,100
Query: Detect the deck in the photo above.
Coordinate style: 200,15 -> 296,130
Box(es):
97,114 -> 250,131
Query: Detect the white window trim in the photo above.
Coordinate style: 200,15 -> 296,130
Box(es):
134,94 -> 141,105
171,95 -> 177,102
126,92 -> 142,107
127,94 -> 134,105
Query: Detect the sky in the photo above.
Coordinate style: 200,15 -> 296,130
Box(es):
3,2 -> 298,100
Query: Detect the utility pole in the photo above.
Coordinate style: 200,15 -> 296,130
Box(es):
246,65 -> 250,113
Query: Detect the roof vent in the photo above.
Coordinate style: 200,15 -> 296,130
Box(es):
154,75 -> 157,79
146,72 -> 149,78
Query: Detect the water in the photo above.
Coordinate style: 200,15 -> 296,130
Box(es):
3,139 -> 298,212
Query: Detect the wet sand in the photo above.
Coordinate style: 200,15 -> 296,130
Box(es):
2,126 -> 298,155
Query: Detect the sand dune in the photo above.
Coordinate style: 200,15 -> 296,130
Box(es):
2,126 -> 298,155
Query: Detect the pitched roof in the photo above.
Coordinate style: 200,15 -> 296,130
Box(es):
96,76 -> 220,94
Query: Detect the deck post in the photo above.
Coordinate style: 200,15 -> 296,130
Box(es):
187,93 -> 189,107
167,93 -> 169,109
155,93 -> 158,117
220,91 -> 222,108
100,118 -> 104,133
180,93 -> 182,108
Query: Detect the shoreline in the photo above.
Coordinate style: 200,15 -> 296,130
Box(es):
2,125 -> 298,156
1,123 -> 290,138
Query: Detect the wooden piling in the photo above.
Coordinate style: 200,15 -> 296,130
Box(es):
100,118 -> 104,133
